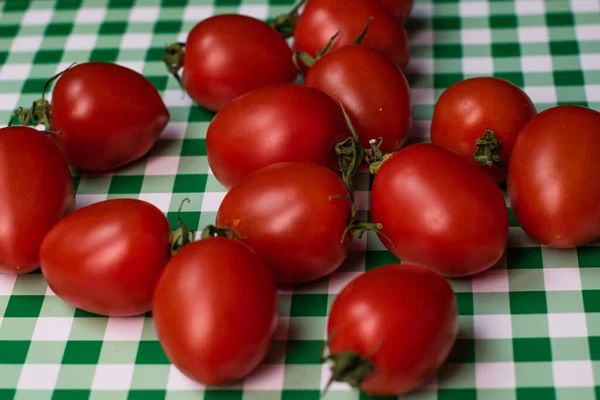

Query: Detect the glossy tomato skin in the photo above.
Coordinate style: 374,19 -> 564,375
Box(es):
50,62 -> 169,172
305,45 -> 412,154
508,106 -> 600,248
295,0 -> 409,69
153,238 -> 278,385
39,199 -> 171,316
183,15 -> 297,112
377,0 -> 414,22
216,162 -> 352,283
371,144 -> 508,277
206,84 -> 348,189
328,264 -> 458,396
431,77 -> 536,183
0,127 -> 74,274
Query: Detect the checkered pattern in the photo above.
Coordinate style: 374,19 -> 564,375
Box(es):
0,0 -> 599,398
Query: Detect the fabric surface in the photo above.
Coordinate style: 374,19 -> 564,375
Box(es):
0,0 -> 600,399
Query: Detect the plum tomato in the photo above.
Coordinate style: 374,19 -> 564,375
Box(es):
370,143 -> 508,277
206,84 -> 349,189
39,199 -> 171,316
508,105 -> 600,248
14,62 -> 170,172
431,77 -> 536,183
294,0 -> 410,69
0,127 -> 74,274
305,45 -> 412,154
377,0 -> 414,22
164,15 -> 297,112
153,235 -> 278,385
325,263 -> 458,396
216,162 -> 357,283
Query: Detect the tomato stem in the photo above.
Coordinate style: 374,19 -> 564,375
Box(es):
272,0 -> 306,38
200,225 -> 246,240
292,51 -> 315,75
293,30 -> 340,76
11,63 -> 76,135
162,42 -> 185,90
333,94 -> 364,199
473,130 -> 508,173
365,139 -> 394,175
353,18 -> 373,45
330,195 -> 383,242
320,340 -> 375,397
170,198 -> 196,256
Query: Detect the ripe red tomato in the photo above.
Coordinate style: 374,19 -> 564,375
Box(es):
216,162 -> 352,283
33,62 -> 169,171
371,143 -> 508,277
326,264 -> 458,396
153,237 -> 278,385
377,0 -> 414,22
305,45 -> 412,154
431,77 -> 536,183
295,0 -> 409,69
170,15 -> 297,112
508,106 -> 600,248
206,84 -> 348,189
0,127 -> 74,275
39,199 -> 171,316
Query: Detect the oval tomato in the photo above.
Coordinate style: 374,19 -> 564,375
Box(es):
377,0 -> 414,22
305,45 -> 412,154
370,143 -> 508,277
167,15 -> 297,112
326,264 -> 458,396
431,77 -> 536,183
39,199 -> 171,316
508,106 -> 600,248
295,0 -> 409,69
206,84 -> 348,188
18,62 -> 170,172
153,237 -> 278,385
0,127 -> 74,274
216,162 -> 352,283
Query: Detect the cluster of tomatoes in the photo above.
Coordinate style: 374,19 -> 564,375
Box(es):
1,0 -> 599,396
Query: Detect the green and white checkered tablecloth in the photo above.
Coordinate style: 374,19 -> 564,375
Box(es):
1,0 -> 600,399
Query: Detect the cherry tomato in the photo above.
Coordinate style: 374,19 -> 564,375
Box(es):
326,264 -> 458,396
377,0 -> 414,22
0,127 -> 74,275
216,162 -> 352,283
508,106 -> 600,248
28,62 -> 169,172
295,0 -> 409,69
39,199 -> 171,316
370,143 -> 508,277
305,45 -> 412,154
206,84 -> 348,189
153,237 -> 278,385
171,15 -> 297,112
431,77 -> 536,183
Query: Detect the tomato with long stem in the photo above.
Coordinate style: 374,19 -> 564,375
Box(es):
13,62 -> 170,172
216,162 -> 379,283
305,45 -> 412,155
153,226 -> 278,385
294,0 -> 410,69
